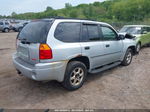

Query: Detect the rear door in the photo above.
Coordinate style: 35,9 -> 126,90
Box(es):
17,20 -> 53,65
80,23 -> 106,69
100,25 -> 123,64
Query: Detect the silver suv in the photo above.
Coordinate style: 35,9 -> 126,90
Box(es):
0,21 -> 11,32
13,19 -> 136,90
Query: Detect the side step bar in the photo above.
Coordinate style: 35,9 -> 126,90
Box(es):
91,61 -> 121,74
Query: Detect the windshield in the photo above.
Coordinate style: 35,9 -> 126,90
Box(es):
119,26 -> 142,35
18,20 -> 53,43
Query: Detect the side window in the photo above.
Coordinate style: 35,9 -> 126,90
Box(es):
101,26 -> 117,40
5,22 -> 9,25
54,22 -> 81,42
142,27 -> 147,33
147,27 -> 150,32
82,25 -> 88,41
148,27 -> 150,32
87,25 -> 100,41
145,27 -> 150,32
0,22 -> 3,25
82,24 -> 100,41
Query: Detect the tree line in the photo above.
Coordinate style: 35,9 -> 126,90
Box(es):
1,0 -> 150,23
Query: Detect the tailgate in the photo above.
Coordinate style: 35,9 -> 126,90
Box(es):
17,43 -> 40,65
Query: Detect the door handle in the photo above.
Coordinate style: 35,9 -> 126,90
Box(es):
84,46 -> 90,50
105,44 -> 110,47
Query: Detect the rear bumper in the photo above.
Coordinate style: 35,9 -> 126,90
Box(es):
12,54 -> 67,82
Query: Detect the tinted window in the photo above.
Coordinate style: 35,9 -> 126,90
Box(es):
87,25 -> 100,41
82,24 -> 100,41
18,20 -> 52,43
55,22 -> 81,42
101,26 -> 117,40
0,22 -> 3,25
82,25 -> 88,41
142,27 -> 150,33
147,27 -> 150,32
148,27 -> 150,32
5,22 -> 9,25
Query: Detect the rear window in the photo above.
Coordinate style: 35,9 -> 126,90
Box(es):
18,20 -> 53,43
54,22 -> 81,42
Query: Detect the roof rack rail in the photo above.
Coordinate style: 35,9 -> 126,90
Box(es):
43,16 -> 97,22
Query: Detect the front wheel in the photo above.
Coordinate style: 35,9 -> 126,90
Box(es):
121,48 -> 133,66
62,61 -> 87,91
136,43 -> 141,53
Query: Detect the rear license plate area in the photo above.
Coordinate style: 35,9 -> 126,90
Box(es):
17,45 -> 29,59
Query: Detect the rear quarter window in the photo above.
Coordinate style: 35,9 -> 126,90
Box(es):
18,20 -> 53,43
54,22 -> 81,42
0,22 -> 3,25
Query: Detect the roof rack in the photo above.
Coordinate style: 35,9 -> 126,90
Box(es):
43,16 -> 97,22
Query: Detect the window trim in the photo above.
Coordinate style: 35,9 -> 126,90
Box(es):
100,25 -> 118,41
81,23 -> 102,42
54,22 -> 82,43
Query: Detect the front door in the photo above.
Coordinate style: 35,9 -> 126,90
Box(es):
100,25 -> 123,64
80,23 -> 107,69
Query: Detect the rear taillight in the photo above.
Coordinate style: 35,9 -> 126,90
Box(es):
39,44 -> 53,60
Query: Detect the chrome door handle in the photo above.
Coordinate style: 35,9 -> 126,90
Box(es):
84,46 -> 90,50
105,44 -> 110,47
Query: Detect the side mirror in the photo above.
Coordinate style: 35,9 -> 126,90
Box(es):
125,33 -> 135,39
118,34 -> 125,40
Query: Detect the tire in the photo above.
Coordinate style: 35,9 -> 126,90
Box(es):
62,61 -> 87,91
121,48 -> 133,66
18,27 -> 22,32
147,43 -> 150,47
4,28 -> 9,33
136,43 -> 141,53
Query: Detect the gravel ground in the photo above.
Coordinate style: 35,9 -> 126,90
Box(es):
0,32 -> 150,109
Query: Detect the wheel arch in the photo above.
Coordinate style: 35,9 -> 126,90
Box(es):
128,46 -> 136,55
137,41 -> 141,45
68,56 -> 90,70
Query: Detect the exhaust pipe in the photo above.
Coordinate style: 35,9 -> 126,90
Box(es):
17,70 -> 23,76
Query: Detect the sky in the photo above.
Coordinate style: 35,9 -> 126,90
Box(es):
0,0 -> 105,16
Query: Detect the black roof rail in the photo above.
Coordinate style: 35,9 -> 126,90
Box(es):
42,16 -> 97,22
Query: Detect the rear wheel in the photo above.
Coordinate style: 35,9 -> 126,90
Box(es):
136,43 -> 141,53
121,48 -> 133,66
62,61 -> 87,91
4,28 -> 9,33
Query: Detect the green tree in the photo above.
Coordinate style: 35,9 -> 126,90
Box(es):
65,3 -> 72,9
46,6 -> 53,11
11,12 -> 17,16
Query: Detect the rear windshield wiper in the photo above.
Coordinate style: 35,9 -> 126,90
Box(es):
20,38 -> 31,44
21,41 -> 31,44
